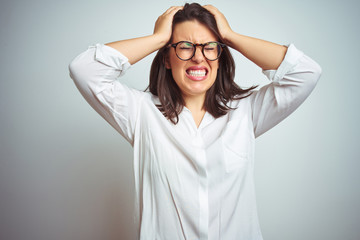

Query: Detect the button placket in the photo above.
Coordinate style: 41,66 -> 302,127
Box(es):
193,132 -> 208,240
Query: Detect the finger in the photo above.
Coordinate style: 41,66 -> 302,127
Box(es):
203,5 -> 218,15
161,6 -> 176,17
164,6 -> 176,13
164,6 -> 182,15
166,6 -> 183,16
203,5 -> 214,9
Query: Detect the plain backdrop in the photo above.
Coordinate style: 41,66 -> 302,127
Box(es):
1,0 -> 359,239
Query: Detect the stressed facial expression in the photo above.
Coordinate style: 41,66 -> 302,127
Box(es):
166,20 -> 219,100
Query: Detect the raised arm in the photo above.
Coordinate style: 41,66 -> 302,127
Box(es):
69,6 -> 183,144
204,5 -> 322,138
105,6 -> 182,65
203,5 -> 287,70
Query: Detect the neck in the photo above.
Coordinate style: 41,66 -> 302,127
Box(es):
183,94 -> 205,113
183,94 -> 206,128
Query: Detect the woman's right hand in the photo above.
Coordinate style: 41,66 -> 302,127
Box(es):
105,6 -> 182,65
153,6 -> 183,46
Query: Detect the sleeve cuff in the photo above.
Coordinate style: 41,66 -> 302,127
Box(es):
262,43 -> 305,83
91,43 -> 131,76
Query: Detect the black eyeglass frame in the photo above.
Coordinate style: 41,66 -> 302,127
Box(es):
169,41 -> 226,61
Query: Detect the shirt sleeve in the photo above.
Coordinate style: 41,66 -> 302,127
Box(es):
250,44 -> 322,138
68,43 -> 144,145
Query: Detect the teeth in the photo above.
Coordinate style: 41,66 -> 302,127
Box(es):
188,70 -> 206,77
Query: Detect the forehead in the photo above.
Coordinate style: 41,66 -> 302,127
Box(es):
172,20 -> 217,43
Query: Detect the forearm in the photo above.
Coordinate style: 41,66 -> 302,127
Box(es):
224,31 -> 287,70
105,34 -> 166,65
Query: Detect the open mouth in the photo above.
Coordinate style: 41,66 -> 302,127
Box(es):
186,69 -> 207,77
185,66 -> 208,80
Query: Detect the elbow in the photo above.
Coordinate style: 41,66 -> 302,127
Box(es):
305,57 -> 322,90
68,55 -> 93,90
68,61 -> 75,81
312,61 -> 322,84
68,47 -> 94,84
68,55 -> 94,96
68,58 -> 83,83
68,59 -> 76,77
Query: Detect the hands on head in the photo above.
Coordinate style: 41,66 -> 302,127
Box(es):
202,5 -> 233,43
105,4 -> 233,65
106,3 -> 285,69
153,6 -> 183,47
153,5 -> 233,48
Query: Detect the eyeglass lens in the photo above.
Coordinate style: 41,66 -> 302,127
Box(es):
175,42 -> 221,61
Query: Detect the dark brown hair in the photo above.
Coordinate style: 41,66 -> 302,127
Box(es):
148,3 -> 256,124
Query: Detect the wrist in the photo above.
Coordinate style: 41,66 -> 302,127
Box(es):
222,30 -> 237,48
152,33 -> 170,48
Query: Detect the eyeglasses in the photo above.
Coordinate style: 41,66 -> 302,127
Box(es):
169,41 -> 226,61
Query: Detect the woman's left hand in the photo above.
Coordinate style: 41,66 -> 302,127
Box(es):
203,5 -> 233,42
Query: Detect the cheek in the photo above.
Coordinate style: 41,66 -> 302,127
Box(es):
213,61 -> 219,70
168,51 -> 181,69
170,58 -> 186,75
210,62 -> 219,77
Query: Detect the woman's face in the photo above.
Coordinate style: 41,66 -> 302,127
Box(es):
166,20 -> 219,101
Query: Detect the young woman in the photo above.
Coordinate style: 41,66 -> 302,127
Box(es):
69,3 -> 321,240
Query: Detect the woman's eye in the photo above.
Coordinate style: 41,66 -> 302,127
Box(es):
179,42 -> 193,48
179,45 -> 193,50
179,47 -> 193,50
207,42 -> 217,47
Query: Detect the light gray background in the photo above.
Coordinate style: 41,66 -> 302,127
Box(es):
0,0 -> 359,239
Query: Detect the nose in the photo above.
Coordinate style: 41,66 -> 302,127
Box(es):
191,46 -> 205,63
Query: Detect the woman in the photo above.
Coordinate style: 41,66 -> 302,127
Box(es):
69,3 -> 321,240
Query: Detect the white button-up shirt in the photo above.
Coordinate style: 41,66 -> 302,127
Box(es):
69,43 -> 321,240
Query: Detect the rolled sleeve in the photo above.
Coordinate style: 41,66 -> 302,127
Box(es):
94,43 -> 131,76
262,44 -> 305,83
251,44 -> 322,138
69,43 -> 144,145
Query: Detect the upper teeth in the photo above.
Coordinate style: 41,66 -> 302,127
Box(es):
188,70 -> 206,77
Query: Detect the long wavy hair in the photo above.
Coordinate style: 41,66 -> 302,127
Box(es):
148,3 -> 256,124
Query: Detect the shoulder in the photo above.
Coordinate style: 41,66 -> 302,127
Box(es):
228,92 -> 254,108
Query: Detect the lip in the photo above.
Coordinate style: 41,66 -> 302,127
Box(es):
185,66 -> 209,81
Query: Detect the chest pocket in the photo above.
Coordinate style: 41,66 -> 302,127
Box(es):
221,119 -> 252,173
223,143 -> 250,173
